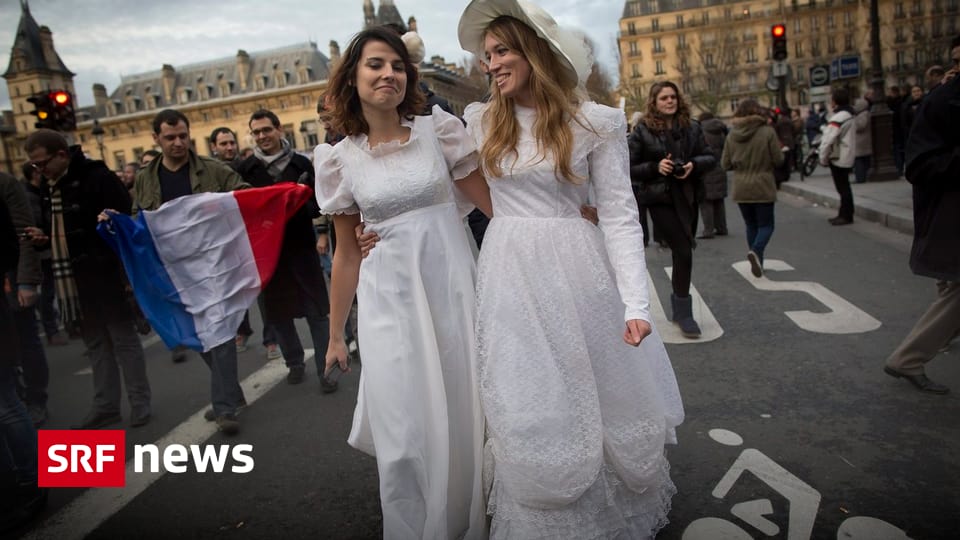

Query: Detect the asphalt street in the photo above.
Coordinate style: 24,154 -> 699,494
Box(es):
8,187 -> 959,540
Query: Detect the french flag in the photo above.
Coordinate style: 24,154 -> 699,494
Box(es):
98,184 -> 312,352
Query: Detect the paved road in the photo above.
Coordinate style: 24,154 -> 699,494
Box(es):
10,190 -> 959,540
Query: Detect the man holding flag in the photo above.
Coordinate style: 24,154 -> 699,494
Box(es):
132,109 -> 250,435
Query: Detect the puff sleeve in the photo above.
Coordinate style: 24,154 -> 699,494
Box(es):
431,105 -> 479,181
313,143 -> 360,216
585,104 -> 651,323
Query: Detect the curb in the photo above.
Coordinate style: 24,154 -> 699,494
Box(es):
779,177 -> 914,235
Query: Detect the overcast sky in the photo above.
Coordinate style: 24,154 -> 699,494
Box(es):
0,0 -> 625,110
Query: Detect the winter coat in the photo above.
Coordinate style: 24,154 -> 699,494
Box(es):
46,147 -> 133,324
904,76 -> 960,281
133,150 -> 248,213
236,152 -> 328,322
819,109 -> 856,168
853,98 -> 872,157
901,96 -> 923,138
0,196 -> 18,370
720,115 -> 784,203
628,119 -> 715,240
804,110 -> 823,143
699,118 -> 728,201
0,172 -> 40,289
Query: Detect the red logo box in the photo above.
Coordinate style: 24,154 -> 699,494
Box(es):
38,430 -> 126,487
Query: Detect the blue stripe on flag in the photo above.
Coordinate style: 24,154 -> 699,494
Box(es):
97,215 -> 203,351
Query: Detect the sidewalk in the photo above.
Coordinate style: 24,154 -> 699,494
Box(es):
778,167 -> 915,235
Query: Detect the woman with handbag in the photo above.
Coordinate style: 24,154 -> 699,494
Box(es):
720,99 -> 785,278
627,81 -> 715,338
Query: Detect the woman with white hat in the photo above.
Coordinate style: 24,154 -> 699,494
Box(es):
315,26 -> 491,540
458,0 -> 684,537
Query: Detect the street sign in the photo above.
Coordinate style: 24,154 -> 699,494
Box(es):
809,65 -> 830,86
772,60 -> 789,78
830,55 -> 861,80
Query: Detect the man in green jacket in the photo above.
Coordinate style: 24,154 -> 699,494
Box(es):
133,109 -> 250,435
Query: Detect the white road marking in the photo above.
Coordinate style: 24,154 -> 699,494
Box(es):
731,499 -> 779,536
24,351 -> 307,540
732,259 -> 882,334
648,268 -> 724,343
708,429 -> 744,446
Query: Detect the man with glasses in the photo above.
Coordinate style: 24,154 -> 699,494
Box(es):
23,129 -> 152,429
133,109 -> 250,434
236,109 -> 331,389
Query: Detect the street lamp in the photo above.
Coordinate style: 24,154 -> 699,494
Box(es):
867,0 -> 899,181
91,119 -> 106,161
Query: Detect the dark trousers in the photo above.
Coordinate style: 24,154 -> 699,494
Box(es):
854,156 -> 871,183
81,314 -> 151,416
237,295 -> 278,346
13,309 -> 48,408
738,202 -> 776,264
648,205 -> 694,297
829,164 -> 855,220
36,259 -> 59,337
273,297 -> 330,376
699,199 -> 727,236
200,340 -> 245,416
0,294 -> 36,486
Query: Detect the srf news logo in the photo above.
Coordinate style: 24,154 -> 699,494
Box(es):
38,430 -> 254,488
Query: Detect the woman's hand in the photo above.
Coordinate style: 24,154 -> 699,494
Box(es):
325,338 -> 352,376
354,222 -> 380,259
658,154 -> 675,176
580,205 -> 598,225
623,319 -> 652,346
675,162 -> 694,180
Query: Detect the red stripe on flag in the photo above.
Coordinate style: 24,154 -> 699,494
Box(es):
232,184 -> 313,287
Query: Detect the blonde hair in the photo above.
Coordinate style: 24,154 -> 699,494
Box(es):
479,16 -> 586,184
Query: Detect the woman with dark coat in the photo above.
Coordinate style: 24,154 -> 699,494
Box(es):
697,112 -> 728,238
721,99 -> 785,278
627,81 -> 715,338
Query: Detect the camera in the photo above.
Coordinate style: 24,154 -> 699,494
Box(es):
671,158 -> 688,177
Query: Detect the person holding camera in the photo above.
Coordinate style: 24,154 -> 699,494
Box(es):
721,99 -> 785,278
628,81 -> 715,338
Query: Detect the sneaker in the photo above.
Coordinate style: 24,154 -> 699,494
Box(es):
828,216 -> 853,226
235,335 -> 249,353
266,343 -> 281,360
27,404 -> 48,427
747,251 -> 763,278
46,332 -> 69,346
203,401 -> 247,422
215,414 -> 240,435
287,365 -> 306,385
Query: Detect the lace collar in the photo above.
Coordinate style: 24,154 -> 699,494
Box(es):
348,115 -> 418,157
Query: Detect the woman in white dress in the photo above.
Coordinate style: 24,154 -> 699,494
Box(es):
457,0 -> 685,537
314,26 -> 491,540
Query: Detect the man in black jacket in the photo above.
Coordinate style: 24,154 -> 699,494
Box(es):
24,130 -> 151,428
237,109 -> 331,388
883,35 -> 960,394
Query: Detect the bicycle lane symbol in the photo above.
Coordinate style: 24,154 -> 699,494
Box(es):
682,429 -> 911,540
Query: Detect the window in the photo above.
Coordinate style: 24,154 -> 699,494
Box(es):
810,16 -> 819,31
826,14 -> 835,28
894,2 -> 904,17
283,124 -> 296,149
748,72 -> 758,87
702,11 -> 710,24
133,147 -> 144,163
113,151 -> 125,171
652,18 -> 659,31
655,60 -> 666,75
682,79 -> 692,94
724,8 -> 731,20
677,34 -> 687,50
895,26 -> 906,42
827,36 -> 836,53
223,108 -> 232,120
630,41 -> 639,56
730,98 -> 740,114
795,64 -> 805,82
896,50 -> 907,69
676,14 -> 684,28
844,11 -> 853,27
795,41 -> 805,57
628,22 -> 636,35
631,63 -> 640,78
811,38 -> 821,57
911,1 -> 923,15
794,18 -> 802,33
845,35 -> 854,51
746,48 -> 757,63
653,37 -> 664,53
706,53 -> 715,67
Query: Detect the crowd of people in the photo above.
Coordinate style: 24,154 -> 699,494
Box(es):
1,0 -> 957,535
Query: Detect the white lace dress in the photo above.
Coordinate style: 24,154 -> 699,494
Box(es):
464,102 -> 684,539
314,106 -> 486,540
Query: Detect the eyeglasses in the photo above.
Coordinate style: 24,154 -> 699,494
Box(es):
30,156 -> 55,170
250,126 -> 276,137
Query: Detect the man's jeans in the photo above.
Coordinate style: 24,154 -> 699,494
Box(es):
0,365 -> 37,485
13,308 -> 48,408
273,301 -> 330,377
200,340 -> 246,417
81,318 -> 151,415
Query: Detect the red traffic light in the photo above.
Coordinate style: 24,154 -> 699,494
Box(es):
51,91 -> 70,105
771,24 -> 786,38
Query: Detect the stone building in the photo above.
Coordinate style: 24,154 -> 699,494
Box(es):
617,0 -> 958,117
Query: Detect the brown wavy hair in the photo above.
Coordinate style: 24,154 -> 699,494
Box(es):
733,98 -> 766,118
479,16 -> 587,184
642,81 -> 691,133
323,26 -> 425,136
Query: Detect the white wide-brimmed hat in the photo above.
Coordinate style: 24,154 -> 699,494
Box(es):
457,0 -> 593,89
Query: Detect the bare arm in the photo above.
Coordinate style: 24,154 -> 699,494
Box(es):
326,213 -> 363,373
455,169 -> 493,218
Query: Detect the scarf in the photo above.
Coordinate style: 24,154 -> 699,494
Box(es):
253,139 -> 294,181
49,187 -> 83,325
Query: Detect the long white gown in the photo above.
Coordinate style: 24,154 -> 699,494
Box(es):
463,101 -> 685,539
314,106 -> 486,540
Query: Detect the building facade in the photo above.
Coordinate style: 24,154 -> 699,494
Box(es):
618,0 -> 958,117
0,0 -> 484,176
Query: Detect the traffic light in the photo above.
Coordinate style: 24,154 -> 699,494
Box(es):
27,92 -> 55,130
26,90 -> 75,131
771,24 -> 788,61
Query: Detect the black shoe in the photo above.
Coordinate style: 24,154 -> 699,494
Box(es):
670,294 -> 701,339
287,365 -> 306,385
203,400 -> 247,422
27,404 -> 48,427
829,216 -> 853,226
215,414 -> 240,435
73,410 -> 122,429
715,230 -> 728,236
320,375 -> 339,394
884,366 -> 949,394
747,251 -> 763,278
0,485 -> 48,533
130,408 -> 151,428
697,233 -> 715,239
171,346 -> 188,363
